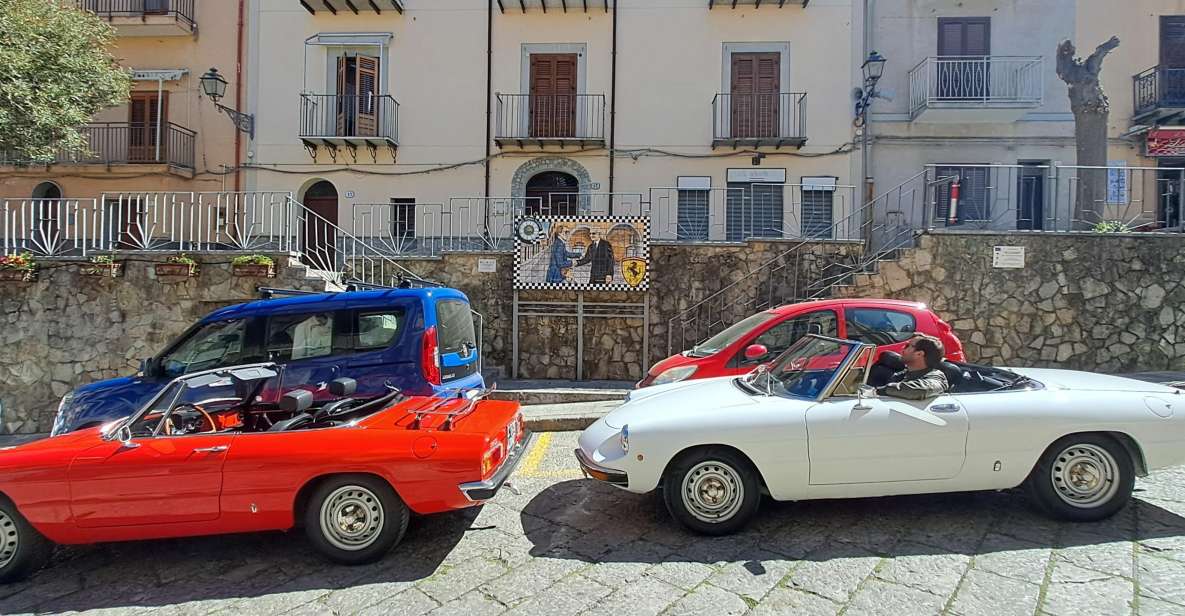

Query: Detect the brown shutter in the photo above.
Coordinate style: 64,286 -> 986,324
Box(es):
335,57 -> 349,135
731,52 -> 779,138
530,54 -> 577,138
128,91 -> 167,162
1162,16 -> 1185,67
355,56 -> 379,136
937,17 -> 990,56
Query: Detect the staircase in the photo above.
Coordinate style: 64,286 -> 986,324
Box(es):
666,169 -> 948,355
285,196 -> 424,289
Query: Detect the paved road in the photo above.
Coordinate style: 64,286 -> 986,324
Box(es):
4,431 -> 1185,615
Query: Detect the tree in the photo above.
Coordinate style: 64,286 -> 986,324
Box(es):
1056,36 -> 1121,229
0,0 -> 130,162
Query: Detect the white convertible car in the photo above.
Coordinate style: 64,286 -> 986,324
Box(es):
575,334 -> 1185,534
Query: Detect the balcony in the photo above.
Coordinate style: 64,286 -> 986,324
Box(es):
712,92 -> 807,149
708,0 -> 809,7
908,56 -> 1043,122
2,123 -> 196,172
75,0 -> 196,36
494,94 -> 606,148
299,94 -> 399,161
298,0 -> 403,14
496,0 -> 610,11
1134,66 -> 1185,123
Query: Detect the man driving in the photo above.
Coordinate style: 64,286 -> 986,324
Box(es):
877,334 -> 949,400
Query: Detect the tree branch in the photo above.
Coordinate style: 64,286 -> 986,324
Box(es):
1084,36 -> 1121,75
1056,40 -> 1079,83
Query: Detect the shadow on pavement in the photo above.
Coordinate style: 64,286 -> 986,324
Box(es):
520,478 -> 1185,564
0,506 -> 480,614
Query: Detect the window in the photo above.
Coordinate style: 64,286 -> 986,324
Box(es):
934,166 -> 990,223
677,189 -> 709,241
335,55 -> 379,137
727,182 -> 783,240
391,198 -> 415,245
739,310 -> 838,365
831,346 -> 875,397
801,189 -> 833,239
844,308 -> 917,346
159,319 -> 250,377
730,52 -> 781,139
266,313 -> 336,362
355,309 -> 404,350
436,299 -> 476,356
937,17 -> 991,100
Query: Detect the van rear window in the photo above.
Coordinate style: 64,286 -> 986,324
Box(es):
436,299 -> 476,355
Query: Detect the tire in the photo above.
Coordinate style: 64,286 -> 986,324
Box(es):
1025,433 -> 1135,522
304,475 -> 409,565
0,497 -> 53,583
662,448 -> 761,535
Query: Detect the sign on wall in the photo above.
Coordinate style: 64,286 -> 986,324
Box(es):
726,169 -> 787,183
514,216 -> 650,291
477,258 -> 497,273
1106,160 -> 1129,205
992,246 -> 1025,269
1147,128 -> 1185,157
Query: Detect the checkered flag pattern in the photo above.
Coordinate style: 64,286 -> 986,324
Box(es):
514,215 -> 651,292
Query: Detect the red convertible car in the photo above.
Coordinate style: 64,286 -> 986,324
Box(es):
0,364 -> 529,582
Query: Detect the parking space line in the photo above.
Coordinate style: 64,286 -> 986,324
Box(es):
517,431 -> 552,478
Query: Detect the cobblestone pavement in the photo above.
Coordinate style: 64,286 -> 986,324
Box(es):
4,431 -> 1185,615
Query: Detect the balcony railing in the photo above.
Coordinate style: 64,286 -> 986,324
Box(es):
2,123 -> 196,169
494,94 -> 606,147
712,92 -> 807,148
299,94 -> 400,146
909,56 -> 1043,118
75,0 -> 196,32
1134,66 -> 1185,119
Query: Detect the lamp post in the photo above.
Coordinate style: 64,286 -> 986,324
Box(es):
855,51 -> 886,242
200,67 -> 254,139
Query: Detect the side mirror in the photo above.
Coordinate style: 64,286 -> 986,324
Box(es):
139,358 -> 158,377
743,344 -> 769,361
808,323 -> 823,335
109,423 -> 139,449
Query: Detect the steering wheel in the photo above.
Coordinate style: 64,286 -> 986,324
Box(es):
164,403 -> 217,435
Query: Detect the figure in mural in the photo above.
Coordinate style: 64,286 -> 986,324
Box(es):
576,229 -> 617,285
545,225 -> 584,284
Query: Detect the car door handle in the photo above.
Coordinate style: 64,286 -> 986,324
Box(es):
193,445 -> 229,453
930,404 -> 961,413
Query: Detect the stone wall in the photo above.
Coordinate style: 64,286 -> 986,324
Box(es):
0,254 -> 329,433
835,232 -> 1185,372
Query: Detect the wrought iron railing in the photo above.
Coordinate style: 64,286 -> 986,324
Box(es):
75,0 -> 196,30
909,56 -> 1043,117
712,93 -> 807,143
495,94 -> 606,141
299,94 -> 400,142
1134,65 -> 1185,117
1,123 -> 196,169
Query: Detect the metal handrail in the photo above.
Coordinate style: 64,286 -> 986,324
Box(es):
74,0 -> 197,29
2,123 -> 196,169
712,92 -> 807,141
299,94 -> 400,142
909,55 -> 1043,117
1134,65 -> 1185,117
495,93 -> 606,141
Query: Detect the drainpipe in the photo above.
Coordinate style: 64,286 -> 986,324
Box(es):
234,0 -> 245,192
484,0 -> 493,201
607,0 -> 618,210
861,0 -> 873,208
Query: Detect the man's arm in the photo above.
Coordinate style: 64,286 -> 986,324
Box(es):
877,371 -> 948,400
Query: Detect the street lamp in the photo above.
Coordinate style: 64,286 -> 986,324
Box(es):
854,51 -> 887,123
200,67 -> 254,139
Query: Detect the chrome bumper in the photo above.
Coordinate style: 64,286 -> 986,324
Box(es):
574,448 -> 629,487
459,430 -> 533,502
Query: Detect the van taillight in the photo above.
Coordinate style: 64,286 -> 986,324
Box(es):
422,325 -> 441,385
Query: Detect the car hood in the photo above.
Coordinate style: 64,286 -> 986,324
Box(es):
1010,367 -> 1183,394
0,428 -> 103,468
605,375 -> 761,428
646,352 -> 701,377
57,375 -> 163,434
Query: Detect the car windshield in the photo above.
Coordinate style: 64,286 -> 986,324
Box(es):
691,311 -> 778,357
743,335 -> 860,400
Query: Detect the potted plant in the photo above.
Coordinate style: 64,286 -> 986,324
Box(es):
231,254 -> 275,278
0,252 -> 37,282
155,253 -> 199,278
81,254 -> 122,278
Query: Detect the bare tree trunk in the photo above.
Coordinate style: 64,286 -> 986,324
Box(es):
1056,36 -> 1120,230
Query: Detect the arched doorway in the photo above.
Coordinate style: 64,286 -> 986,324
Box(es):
526,171 -> 579,217
31,182 -> 63,253
301,180 -> 338,271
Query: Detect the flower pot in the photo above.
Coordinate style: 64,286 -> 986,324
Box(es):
233,263 -> 275,278
154,262 -> 198,278
81,263 -> 122,278
0,269 -> 36,282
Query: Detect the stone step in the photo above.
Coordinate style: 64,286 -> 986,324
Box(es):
488,379 -> 632,405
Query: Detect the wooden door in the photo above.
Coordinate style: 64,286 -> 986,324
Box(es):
730,53 -> 780,139
937,17 -> 990,100
128,91 -> 168,162
530,54 -> 577,138
302,184 -> 338,271
355,56 -> 379,136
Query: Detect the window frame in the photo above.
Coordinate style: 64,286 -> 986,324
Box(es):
841,307 -> 919,347
729,309 -> 839,367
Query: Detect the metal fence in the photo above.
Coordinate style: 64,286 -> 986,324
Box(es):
74,0 -> 196,29
909,56 -> 1043,117
1134,65 -> 1185,118
1,123 -> 196,169
712,93 -> 807,144
299,94 -> 400,143
495,94 -> 606,142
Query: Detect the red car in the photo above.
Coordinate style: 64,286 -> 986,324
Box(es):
641,299 -> 965,388
0,364 -> 528,583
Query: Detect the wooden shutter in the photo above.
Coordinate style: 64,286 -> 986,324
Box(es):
731,53 -> 779,138
355,56 -> 379,136
1162,16 -> 1185,67
530,54 -> 577,138
336,57 -> 349,136
938,17 -> 991,56
937,18 -> 990,100
128,91 -> 168,162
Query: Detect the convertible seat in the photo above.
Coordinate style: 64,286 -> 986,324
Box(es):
939,361 -> 967,391
269,413 -> 312,431
868,351 -> 905,388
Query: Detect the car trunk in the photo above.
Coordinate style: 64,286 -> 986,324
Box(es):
1010,368 -> 1184,394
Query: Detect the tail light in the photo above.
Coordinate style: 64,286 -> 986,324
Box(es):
481,439 -> 504,478
422,325 -> 441,385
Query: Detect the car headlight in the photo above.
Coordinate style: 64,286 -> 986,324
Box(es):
50,391 -> 75,436
651,365 -> 697,386
619,424 -> 629,453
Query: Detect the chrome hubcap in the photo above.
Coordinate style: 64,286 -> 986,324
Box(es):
681,461 -> 744,524
0,511 -> 17,569
319,486 -> 384,551
1051,444 -> 1119,508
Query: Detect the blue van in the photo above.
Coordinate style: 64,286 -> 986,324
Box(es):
50,288 -> 483,435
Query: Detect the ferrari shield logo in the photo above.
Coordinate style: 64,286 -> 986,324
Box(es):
621,257 -> 647,287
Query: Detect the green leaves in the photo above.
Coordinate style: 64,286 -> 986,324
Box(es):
0,0 -> 131,162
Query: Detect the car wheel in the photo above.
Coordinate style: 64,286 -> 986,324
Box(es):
1025,434 -> 1134,522
304,475 -> 409,565
0,497 -> 53,583
662,448 -> 761,535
